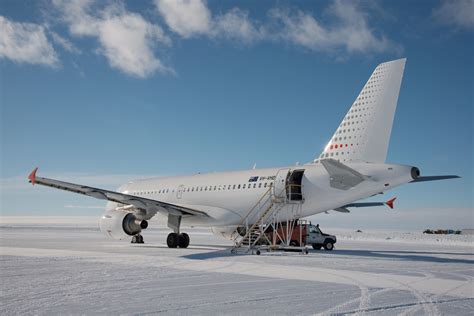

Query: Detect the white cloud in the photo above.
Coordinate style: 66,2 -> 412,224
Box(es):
50,31 -> 81,54
52,0 -> 172,78
155,0 -> 211,38
154,0 -> 262,43
0,16 -> 59,67
155,0 -> 398,55
433,0 -> 474,30
213,8 -> 263,43
1,1 -> 401,75
269,0 -> 399,54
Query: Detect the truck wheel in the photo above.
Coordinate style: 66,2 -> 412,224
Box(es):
324,241 -> 334,251
312,244 -> 322,250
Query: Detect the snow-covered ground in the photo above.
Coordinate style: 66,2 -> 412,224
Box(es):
1,217 -> 473,315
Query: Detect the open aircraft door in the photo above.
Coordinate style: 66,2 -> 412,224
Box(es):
273,169 -> 290,198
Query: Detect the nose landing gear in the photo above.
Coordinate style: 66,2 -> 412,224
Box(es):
131,234 -> 144,244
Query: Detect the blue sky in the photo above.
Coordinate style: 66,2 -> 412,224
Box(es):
0,0 -> 472,229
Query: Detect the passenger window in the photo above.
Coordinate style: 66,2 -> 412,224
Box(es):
238,184 -> 241,189
233,184 -> 236,189
214,186 -> 216,190
258,183 -> 262,188
253,183 -> 256,188
264,183 -> 267,188
243,184 -> 246,189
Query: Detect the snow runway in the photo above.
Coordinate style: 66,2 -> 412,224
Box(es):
1,221 -> 473,315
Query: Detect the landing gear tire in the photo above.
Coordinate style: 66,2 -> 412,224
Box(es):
167,233 -> 179,248
131,234 -> 144,244
324,241 -> 334,251
178,233 -> 190,248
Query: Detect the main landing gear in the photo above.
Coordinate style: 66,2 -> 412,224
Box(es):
165,214 -> 190,248
167,232 -> 190,248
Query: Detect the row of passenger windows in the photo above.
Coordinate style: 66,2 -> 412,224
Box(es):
133,182 -> 273,196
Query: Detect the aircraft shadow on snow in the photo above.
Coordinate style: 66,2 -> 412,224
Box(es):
309,249 -> 474,265
182,247 -> 474,264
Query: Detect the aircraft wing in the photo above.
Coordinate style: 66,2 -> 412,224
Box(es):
27,168 -> 209,219
321,159 -> 368,190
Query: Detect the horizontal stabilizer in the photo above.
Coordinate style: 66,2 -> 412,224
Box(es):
343,197 -> 396,209
321,159 -> 367,190
411,175 -> 460,183
344,202 -> 384,208
334,207 -> 350,213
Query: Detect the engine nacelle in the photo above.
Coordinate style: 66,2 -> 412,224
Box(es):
99,211 -> 148,240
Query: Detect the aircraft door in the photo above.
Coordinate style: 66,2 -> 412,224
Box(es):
176,185 -> 185,199
273,169 -> 290,198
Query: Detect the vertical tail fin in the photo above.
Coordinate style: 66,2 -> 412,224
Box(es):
315,58 -> 406,163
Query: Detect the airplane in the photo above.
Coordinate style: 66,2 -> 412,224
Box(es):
28,58 -> 459,248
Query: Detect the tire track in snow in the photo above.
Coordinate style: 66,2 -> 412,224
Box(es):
396,272 -> 439,316
337,297 -> 473,315
402,270 -> 473,315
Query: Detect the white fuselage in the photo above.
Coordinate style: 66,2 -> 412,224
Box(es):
106,162 -> 414,228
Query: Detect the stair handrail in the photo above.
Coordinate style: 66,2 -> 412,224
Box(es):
235,201 -> 276,248
232,186 -> 273,237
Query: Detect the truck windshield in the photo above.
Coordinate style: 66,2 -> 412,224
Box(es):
310,226 -> 321,234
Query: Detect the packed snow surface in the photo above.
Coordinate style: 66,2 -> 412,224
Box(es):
1,217 -> 473,315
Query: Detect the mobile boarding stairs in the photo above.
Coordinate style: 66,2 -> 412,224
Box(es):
231,169 -> 309,255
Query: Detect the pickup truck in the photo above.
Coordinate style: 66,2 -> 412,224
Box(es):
267,221 -> 337,250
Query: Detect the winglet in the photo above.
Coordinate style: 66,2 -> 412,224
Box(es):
28,167 -> 38,185
385,197 -> 396,209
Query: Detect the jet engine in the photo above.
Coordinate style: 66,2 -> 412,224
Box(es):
99,211 -> 148,240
